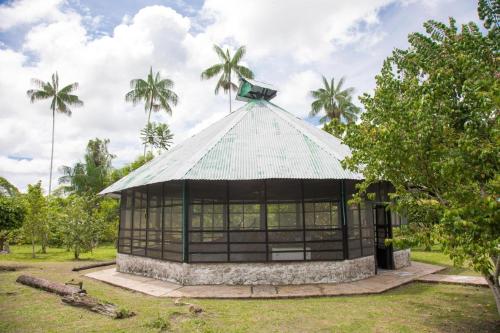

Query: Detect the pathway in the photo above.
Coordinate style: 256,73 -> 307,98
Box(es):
416,273 -> 487,287
85,261 -> 445,299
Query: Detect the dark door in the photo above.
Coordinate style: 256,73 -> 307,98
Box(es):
373,205 -> 394,269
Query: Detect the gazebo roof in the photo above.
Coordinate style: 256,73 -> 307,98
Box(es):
100,99 -> 362,195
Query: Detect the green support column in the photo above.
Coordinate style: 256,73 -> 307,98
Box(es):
340,180 -> 349,260
182,180 -> 189,263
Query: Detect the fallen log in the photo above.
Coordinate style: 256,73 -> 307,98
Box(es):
72,261 -> 116,272
61,294 -> 135,319
16,275 -> 84,296
17,274 -> 134,319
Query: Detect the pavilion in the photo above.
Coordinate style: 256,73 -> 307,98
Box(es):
100,78 -> 410,285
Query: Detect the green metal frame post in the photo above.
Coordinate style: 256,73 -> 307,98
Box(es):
182,180 -> 189,263
340,180 -> 349,260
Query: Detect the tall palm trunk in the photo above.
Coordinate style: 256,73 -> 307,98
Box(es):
228,72 -> 232,113
48,108 -> 55,196
143,97 -> 154,157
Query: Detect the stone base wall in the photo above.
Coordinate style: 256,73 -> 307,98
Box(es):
117,253 -> 376,286
393,249 -> 411,269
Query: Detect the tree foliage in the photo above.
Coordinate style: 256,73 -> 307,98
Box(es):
140,122 -> 174,155
201,45 -> 254,113
22,182 -> 48,258
109,152 -> 154,184
125,67 -> 178,156
0,176 -> 24,251
59,195 -> 95,259
339,8 -> 500,313
26,72 -> 83,195
59,138 -> 115,195
310,76 -> 361,124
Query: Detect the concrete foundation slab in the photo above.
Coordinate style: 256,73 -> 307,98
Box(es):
85,261 -> 446,299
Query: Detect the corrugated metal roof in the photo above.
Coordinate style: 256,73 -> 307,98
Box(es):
100,100 -> 363,194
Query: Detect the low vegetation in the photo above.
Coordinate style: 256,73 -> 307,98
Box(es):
0,245 -> 498,332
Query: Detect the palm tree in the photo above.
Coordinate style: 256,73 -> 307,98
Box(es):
309,76 -> 361,124
201,45 -> 254,113
140,122 -> 174,155
125,67 -> 178,157
27,72 -> 83,196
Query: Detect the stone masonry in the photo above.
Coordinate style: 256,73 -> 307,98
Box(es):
117,253 -> 376,286
393,249 -> 411,269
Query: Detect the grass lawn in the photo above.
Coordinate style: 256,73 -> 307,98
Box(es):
410,247 -> 480,276
0,246 -> 497,332
0,244 -> 116,262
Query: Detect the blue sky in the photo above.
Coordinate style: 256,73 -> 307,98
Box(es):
0,0 -> 479,191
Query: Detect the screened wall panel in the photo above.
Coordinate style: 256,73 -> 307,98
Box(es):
228,181 -> 266,262
132,188 -> 147,256
118,190 -> 133,253
188,181 -> 228,262
163,182 -> 183,261
117,179 -> 384,264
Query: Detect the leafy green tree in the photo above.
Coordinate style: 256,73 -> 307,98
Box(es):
22,182 -> 48,257
60,195 -> 94,259
26,72 -> 83,195
201,45 -> 254,113
59,138 -> 115,194
0,179 -> 25,253
310,76 -> 361,124
140,122 -> 174,155
0,177 -> 20,197
340,10 -> 500,313
125,67 -> 178,157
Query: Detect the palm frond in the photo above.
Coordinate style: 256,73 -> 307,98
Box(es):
213,44 -> 228,61
27,89 -> 51,103
235,65 -> 254,79
201,64 -> 224,80
58,82 -> 79,95
30,78 -> 47,89
63,94 -> 83,107
322,76 -> 330,90
231,46 -> 246,65
310,99 -> 324,117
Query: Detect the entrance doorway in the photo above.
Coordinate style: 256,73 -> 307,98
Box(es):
373,205 -> 394,269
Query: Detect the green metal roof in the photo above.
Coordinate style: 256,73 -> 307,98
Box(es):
100,100 -> 362,194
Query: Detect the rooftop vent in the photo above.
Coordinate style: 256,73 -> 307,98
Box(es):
236,77 -> 277,102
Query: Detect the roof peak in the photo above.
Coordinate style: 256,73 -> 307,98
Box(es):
236,77 -> 277,102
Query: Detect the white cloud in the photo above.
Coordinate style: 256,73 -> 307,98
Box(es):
0,0 -> 479,192
200,0 -> 395,63
0,0 -> 67,31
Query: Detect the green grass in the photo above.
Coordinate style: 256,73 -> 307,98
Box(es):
0,246 -> 496,332
0,244 -> 116,262
410,247 -> 480,276
0,261 -> 498,333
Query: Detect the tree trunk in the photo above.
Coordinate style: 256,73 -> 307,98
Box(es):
16,275 -> 83,296
41,233 -> 47,254
0,236 -> 6,253
48,108 -> 55,196
74,245 -> 79,260
31,236 -> 35,258
485,274 -> 500,316
143,100 -> 153,157
72,261 -> 116,272
61,293 -> 134,318
229,74 -> 232,113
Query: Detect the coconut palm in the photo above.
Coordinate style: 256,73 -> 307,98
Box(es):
125,67 -> 178,157
309,76 -> 361,124
201,45 -> 254,113
27,72 -> 83,196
